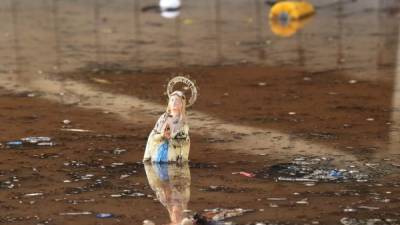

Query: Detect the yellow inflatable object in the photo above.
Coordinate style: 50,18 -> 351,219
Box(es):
269,18 -> 307,37
269,1 -> 315,20
268,1 -> 314,37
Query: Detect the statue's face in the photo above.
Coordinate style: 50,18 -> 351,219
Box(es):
169,95 -> 183,114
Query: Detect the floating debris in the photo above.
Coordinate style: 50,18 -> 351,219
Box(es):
343,208 -> 357,213
113,148 -> 127,155
200,185 -> 248,193
256,157 -> 370,183
5,137 -> 54,149
201,208 -> 255,221
24,193 -> 44,197
21,137 -> 51,144
96,213 -> 114,219
60,128 -> 92,132
296,198 -> 309,205
340,217 -> 398,225
143,220 -> 155,225
62,119 -> 71,125
6,141 -> 23,148
110,189 -> 145,198
358,206 -> 379,211
59,211 -> 92,216
267,197 -> 287,201
233,171 -> 256,178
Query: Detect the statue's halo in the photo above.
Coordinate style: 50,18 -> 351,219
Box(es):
167,76 -> 198,107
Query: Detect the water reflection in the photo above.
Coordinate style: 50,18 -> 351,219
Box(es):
160,0 -> 181,18
1,0 -> 398,74
144,163 -> 191,225
269,16 -> 312,37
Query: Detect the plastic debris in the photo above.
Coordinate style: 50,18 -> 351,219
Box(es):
96,213 -> 114,218
258,82 -> 267,86
202,208 -> 254,221
143,220 -> 156,225
296,198 -> 309,205
257,157 -> 370,183
63,119 -> 71,125
113,148 -> 127,155
266,197 -> 287,201
59,211 -> 92,216
24,193 -> 44,197
343,208 -> 357,212
232,171 -> 256,178
22,137 -> 51,143
340,217 -> 397,225
358,206 -> 379,211
6,141 -> 23,148
60,128 -> 92,132
5,137 -> 54,148
110,190 -> 145,198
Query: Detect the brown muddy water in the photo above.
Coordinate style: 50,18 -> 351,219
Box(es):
0,0 -> 400,225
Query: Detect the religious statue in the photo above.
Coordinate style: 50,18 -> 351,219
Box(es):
143,76 -> 197,163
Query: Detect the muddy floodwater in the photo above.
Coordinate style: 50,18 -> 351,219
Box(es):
0,0 -> 400,224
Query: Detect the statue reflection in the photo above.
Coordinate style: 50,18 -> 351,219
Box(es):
144,163 -> 192,225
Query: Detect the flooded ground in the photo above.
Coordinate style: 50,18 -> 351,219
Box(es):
0,0 -> 400,224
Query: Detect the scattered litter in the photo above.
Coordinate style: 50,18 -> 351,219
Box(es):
295,198 -> 309,205
21,137 -> 51,144
5,137 -> 55,149
343,208 -> 357,212
143,220 -> 155,225
232,171 -> 256,178
202,208 -> 254,221
348,80 -> 358,84
63,119 -> 71,125
358,206 -> 379,211
256,157 -> 370,183
110,190 -> 145,198
6,141 -> 23,148
267,197 -> 287,201
277,177 -> 317,182
340,217 -> 397,225
59,211 -> 92,216
366,118 -> 375,121
24,193 -> 44,197
113,148 -> 127,155
120,174 -> 130,179
92,78 -> 111,84
60,128 -> 92,132
96,213 -> 114,219
258,82 -> 267,86
269,203 -> 279,207
37,142 -> 55,146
